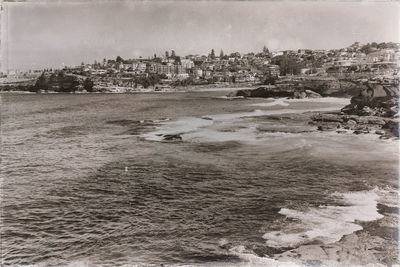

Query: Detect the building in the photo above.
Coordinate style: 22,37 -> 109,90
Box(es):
366,49 -> 396,64
265,65 -> 280,77
137,63 -> 147,73
147,62 -> 159,74
181,59 -> 194,69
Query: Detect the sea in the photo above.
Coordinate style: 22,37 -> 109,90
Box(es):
1,90 -> 398,266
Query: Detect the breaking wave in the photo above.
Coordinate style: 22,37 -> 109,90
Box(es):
263,189 -> 384,248
141,106 -> 343,142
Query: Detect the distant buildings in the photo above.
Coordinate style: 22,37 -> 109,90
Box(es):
7,42 -> 398,90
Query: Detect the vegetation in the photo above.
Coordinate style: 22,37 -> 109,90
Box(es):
33,71 -> 81,92
134,73 -> 167,88
83,78 -> 94,92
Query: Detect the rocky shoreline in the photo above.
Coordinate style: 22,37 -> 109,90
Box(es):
229,76 -> 399,139
310,112 -> 399,139
273,190 -> 399,267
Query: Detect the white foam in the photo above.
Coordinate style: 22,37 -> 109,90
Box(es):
251,97 -> 350,108
209,107 -> 341,121
263,189 -> 384,248
142,117 -> 213,141
284,97 -> 351,105
215,96 -> 245,100
226,246 -> 301,267
141,106 -> 344,142
251,99 -> 290,107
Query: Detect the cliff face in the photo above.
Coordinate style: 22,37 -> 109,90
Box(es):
230,77 -> 360,98
34,72 -> 84,92
341,83 -> 399,117
310,80 -> 399,138
288,79 -> 359,97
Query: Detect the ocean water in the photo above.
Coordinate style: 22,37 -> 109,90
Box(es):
1,91 -> 398,266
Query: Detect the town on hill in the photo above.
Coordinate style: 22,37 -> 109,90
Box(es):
1,41 -> 399,93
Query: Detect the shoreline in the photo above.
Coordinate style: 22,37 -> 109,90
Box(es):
272,187 -> 399,266
0,86 -> 254,95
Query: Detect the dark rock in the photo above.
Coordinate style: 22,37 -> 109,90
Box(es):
365,117 -> 387,126
375,130 -> 385,135
359,106 -> 375,116
342,81 -> 399,118
353,129 -> 369,134
317,125 -> 337,131
346,119 -> 357,128
163,134 -> 182,141
342,115 -> 360,122
235,86 -> 294,98
201,116 -> 213,120
293,90 -> 307,99
382,120 -> 399,137
304,89 -> 322,98
312,114 -> 344,123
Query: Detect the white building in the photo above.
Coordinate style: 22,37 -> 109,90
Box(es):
181,59 -> 194,69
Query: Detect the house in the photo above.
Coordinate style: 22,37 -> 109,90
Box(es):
195,68 -> 203,78
176,73 -> 189,80
265,65 -> 280,77
366,49 -> 396,64
137,63 -> 147,73
181,59 -> 194,69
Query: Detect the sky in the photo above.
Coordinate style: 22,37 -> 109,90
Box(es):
3,0 -> 400,70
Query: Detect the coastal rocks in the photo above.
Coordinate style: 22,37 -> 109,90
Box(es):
312,80 -> 399,138
234,86 -> 294,98
163,134 -> 183,141
341,82 -> 399,117
201,116 -> 213,120
317,125 -> 338,131
273,193 -> 399,267
275,77 -> 361,97
312,113 -> 344,123
382,120 -> 399,138
233,86 -> 321,99
311,112 -> 398,138
33,71 -> 85,93
353,128 -> 370,135
293,89 -> 322,99
230,76 -> 362,99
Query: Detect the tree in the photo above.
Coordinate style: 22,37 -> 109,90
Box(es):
165,51 -> 169,59
263,70 -> 277,85
271,55 -> 301,76
220,49 -> 224,58
34,72 -> 49,91
263,45 -> 269,54
58,70 -> 66,77
171,50 -> 176,59
154,53 -> 157,59
83,78 -> 94,92
210,49 -> 215,59
116,56 -> 123,63
175,56 -> 181,65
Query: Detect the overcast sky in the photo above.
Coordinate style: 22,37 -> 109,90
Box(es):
4,1 -> 400,70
